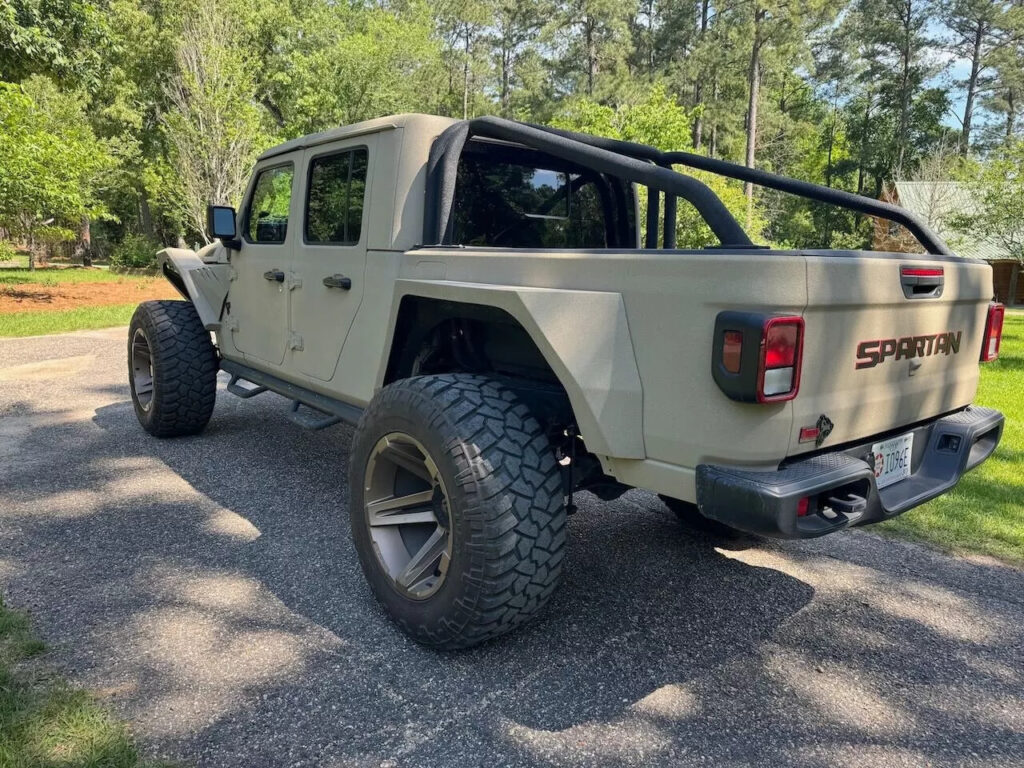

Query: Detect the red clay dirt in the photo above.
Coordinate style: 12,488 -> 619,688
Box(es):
0,279 -> 179,313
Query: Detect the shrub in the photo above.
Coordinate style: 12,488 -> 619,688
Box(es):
110,234 -> 160,269
0,241 -> 18,262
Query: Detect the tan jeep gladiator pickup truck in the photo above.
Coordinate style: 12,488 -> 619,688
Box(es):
127,114 -> 1005,649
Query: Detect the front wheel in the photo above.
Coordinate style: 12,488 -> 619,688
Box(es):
128,300 -> 218,437
348,374 -> 567,649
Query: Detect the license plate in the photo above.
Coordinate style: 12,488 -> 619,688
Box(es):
871,432 -> 914,489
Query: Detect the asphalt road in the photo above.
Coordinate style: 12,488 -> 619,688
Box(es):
1,327 -> 1023,768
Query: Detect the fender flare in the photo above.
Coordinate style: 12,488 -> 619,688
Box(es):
157,247 -> 231,331
385,279 -> 645,460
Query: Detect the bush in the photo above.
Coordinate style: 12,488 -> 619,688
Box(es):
109,234 -> 160,269
0,241 -> 18,262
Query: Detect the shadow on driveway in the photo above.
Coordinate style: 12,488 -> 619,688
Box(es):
0,386 -> 1020,767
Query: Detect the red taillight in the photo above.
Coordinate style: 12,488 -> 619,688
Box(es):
722,331 -> 743,373
757,316 -> 804,403
981,303 -> 1005,362
797,496 -> 810,517
900,267 -> 944,278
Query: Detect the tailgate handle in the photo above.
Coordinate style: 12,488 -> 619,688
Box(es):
901,266 -> 943,299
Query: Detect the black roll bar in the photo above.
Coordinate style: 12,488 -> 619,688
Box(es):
528,123 -> 953,256
425,116 -> 754,249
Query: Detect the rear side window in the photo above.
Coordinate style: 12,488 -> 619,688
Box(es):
306,148 -> 369,245
246,165 -> 294,243
452,154 -> 608,248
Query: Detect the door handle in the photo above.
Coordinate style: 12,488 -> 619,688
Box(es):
323,274 -> 352,290
263,269 -> 285,283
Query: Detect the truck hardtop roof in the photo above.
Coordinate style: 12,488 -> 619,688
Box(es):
258,113 -> 458,161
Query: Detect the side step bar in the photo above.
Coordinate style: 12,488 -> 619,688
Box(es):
220,359 -> 364,429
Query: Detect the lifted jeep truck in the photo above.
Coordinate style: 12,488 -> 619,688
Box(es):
128,114 -> 1006,649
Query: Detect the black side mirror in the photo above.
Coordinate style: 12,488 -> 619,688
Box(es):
207,205 -> 240,249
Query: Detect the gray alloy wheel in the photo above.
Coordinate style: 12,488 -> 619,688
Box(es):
130,327 -> 155,412
363,432 -> 454,600
348,374 -> 567,649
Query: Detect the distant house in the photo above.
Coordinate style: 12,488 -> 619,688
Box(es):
872,181 -> 1021,306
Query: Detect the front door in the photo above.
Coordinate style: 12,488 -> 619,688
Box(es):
229,162 -> 296,366
290,139 -> 375,381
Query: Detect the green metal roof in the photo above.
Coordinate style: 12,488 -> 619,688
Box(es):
893,181 -> 1012,262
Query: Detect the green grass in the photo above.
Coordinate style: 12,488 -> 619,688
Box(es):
884,312 -> 1024,565
0,268 -> 140,287
0,305 -> 140,337
0,253 -> 30,269
0,596 -> 162,768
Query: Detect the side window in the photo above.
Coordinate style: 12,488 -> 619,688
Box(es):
246,165 -> 294,243
451,154 -> 609,248
306,148 -> 369,245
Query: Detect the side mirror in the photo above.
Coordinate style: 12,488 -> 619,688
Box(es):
207,205 -> 240,249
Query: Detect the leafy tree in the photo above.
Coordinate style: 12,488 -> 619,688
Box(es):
552,86 -> 767,247
161,0 -> 269,242
549,0 -> 635,100
955,139 -> 1024,262
0,79 -> 111,268
0,0 -> 107,86
271,0 -> 443,133
941,0 -> 1017,151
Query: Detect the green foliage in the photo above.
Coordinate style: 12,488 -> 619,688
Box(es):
0,0 -> 107,86
2,0 -> 1024,255
0,79 -> 112,251
270,1 -> 443,137
110,233 -> 160,269
0,241 -> 19,263
552,86 -> 767,246
954,139 -> 1024,261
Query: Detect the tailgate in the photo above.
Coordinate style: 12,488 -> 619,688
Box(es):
790,254 -> 993,457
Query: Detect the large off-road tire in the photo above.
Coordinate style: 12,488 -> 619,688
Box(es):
128,300 -> 218,438
349,374 -> 567,649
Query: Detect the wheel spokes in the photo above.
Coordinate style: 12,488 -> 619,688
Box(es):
367,488 -> 437,527
380,441 -> 434,483
396,526 -> 448,591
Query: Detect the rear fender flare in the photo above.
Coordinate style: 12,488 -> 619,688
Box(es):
383,279 -> 645,460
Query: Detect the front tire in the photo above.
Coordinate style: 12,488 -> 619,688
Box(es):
349,374 -> 566,649
128,300 -> 218,437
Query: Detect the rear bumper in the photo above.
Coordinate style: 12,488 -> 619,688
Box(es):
695,405 -> 1004,539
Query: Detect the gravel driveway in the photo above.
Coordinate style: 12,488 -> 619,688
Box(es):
1,327 -> 1022,768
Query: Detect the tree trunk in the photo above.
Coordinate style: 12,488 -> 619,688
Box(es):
73,216 -> 91,265
825,101 -> 838,188
692,0 -> 711,149
896,1 -> 913,172
744,8 -> 764,228
586,18 -> 597,97
501,45 -> 511,115
1006,89 -> 1017,139
857,95 -> 872,195
462,25 -> 470,120
961,20 -> 985,153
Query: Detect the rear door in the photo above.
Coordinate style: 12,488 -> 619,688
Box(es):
791,253 -> 993,455
229,162 -> 296,366
290,137 -> 375,381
